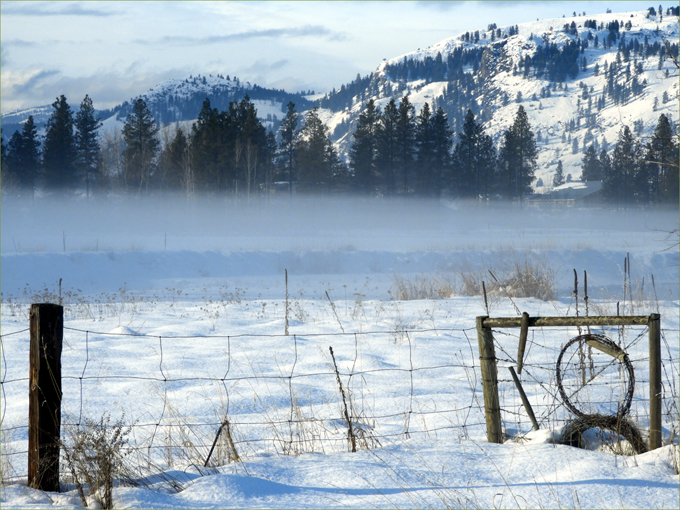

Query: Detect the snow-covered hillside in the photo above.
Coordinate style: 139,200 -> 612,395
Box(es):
321,9 -> 679,186
3,74 -> 312,139
2,9 -> 678,189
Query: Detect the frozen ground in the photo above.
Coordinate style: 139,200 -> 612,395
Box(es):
1,196 -> 678,509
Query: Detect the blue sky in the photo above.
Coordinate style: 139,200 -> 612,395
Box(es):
0,1 -> 658,113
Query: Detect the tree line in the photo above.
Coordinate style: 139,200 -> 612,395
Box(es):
581,114 -> 678,204
1,93 -> 677,205
0,93 -> 536,200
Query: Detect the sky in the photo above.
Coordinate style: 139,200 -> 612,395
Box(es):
0,1 -> 659,114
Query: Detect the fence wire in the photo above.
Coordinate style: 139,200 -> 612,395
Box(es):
1,319 -> 678,484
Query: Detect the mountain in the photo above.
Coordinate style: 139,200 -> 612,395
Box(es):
2,8 -> 678,189
318,8 -> 679,186
1,104 -> 55,141
2,74 -> 313,138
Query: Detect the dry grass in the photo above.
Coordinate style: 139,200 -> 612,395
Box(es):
0,428 -> 17,486
390,250 -> 556,302
389,274 -> 456,301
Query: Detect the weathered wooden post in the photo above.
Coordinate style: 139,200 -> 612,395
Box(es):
648,313 -> 662,450
28,303 -> 63,492
517,311 -> 530,374
476,316 -> 502,443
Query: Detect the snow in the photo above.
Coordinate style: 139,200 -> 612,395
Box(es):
328,9 -> 680,186
1,195 -> 678,509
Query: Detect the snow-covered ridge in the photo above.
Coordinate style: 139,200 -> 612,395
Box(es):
126,74 -> 251,110
324,9 -> 679,185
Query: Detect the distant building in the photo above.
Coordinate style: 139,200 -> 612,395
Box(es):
528,181 -> 603,205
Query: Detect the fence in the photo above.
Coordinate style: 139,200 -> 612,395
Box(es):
476,313 -> 672,451
1,304 -> 678,490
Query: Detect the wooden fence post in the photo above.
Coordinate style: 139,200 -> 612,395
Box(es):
508,366 -> 539,431
28,303 -> 63,492
648,313 -> 662,450
476,316 -> 502,443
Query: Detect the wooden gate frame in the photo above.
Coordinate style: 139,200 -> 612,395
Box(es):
476,314 -> 662,450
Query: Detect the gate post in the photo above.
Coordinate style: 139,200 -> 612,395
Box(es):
28,303 -> 63,492
476,316 -> 503,443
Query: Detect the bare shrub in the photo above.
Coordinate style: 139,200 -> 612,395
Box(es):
61,414 -> 133,509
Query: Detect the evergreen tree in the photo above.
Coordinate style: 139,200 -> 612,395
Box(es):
453,109 -> 496,199
650,113 -> 679,202
552,160 -> 565,187
429,107 -> 453,198
122,98 -> 159,193
157,126 -> 190,191
350,99 -> 380,194
75,95 -> 103,197
43,95 -> 77,190
5,117 -> 42,195
497,106 -> 537,199
376,99 -> 400,195
414,103 -> 435,196
3,132 -> 22,189
234,95 -> 269,198
263,130 -> 278,193
278,102 -> 298,195
190,98 -> 228,191
580,144 -> 602,181
603,125 -> 640,203
395,96 -> 416,194
296,107 -> 340,192
0,130 -> 8,187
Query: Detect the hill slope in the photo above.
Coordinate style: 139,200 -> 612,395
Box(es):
319,9 -> 679,185
2,9 -> 678,189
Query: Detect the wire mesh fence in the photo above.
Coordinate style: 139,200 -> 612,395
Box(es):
490,323 -> 679,447
1,316 -> 678,484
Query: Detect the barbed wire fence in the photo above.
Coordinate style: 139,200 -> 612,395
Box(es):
489,323 -> 679,446
1,316 -> 678,487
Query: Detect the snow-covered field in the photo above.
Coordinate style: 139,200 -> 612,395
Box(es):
1,196 -> 678,509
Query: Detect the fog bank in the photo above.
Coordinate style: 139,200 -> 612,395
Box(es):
2,194 -> 678,254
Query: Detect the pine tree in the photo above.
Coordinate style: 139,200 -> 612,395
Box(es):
552,160 -> 565,187
0,130 -> 8,188
414,103 -> 435,196
580,144 -> 602,181
122,98 -> 159,193
396,96 -> 416,194
278,102 -> 298,195
190,98 -> 226,191
429,107 -> 453,198
296,107 -> 339,192
350,99 -> 380,194
453,109 -> 496,199
157,126 -> 190,191
234,95 -> 269,198
497,106 -> 538,199
4,132 -> 22,190
650,113 -> 679,202
603,125 -> 640,203
5,117 -> 42,195
376,99 -> 400,195
43,95 -> 77,190
75,95 -> 103,197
